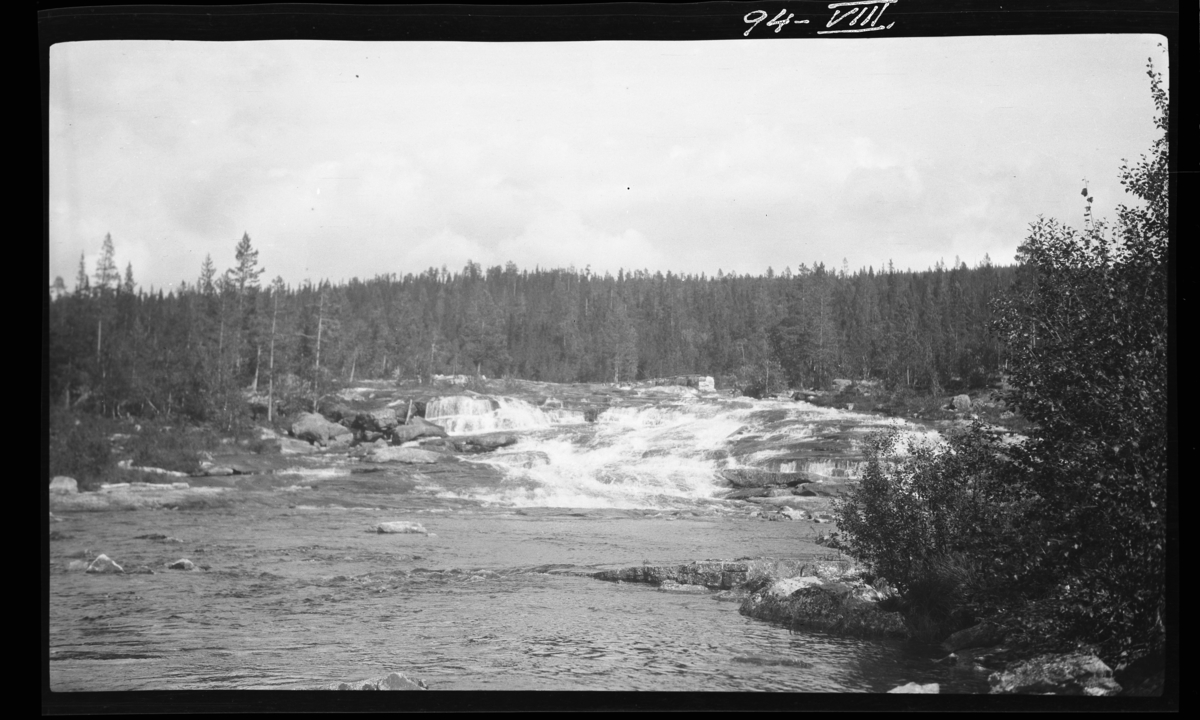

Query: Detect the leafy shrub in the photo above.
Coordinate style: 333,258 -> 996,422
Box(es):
833,64 -> 1168,663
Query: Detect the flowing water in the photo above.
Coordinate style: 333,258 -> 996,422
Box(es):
48,392 -> 986,693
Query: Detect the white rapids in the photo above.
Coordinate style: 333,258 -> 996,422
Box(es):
422,394 -> 938,510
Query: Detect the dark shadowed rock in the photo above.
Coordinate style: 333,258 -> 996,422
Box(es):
989,653 -> 1121,695
353,408 -> 398,434
941,623 -> 1006,653
739,583 -> 908,640
167,558 -> 196,570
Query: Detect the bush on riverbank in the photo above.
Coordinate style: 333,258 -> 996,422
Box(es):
831,65 -> 1168,675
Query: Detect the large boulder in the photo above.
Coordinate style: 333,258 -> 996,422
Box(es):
50,476 -> 78,494
391,416 -> 449,445
951,394 -> 972,412
409,416 -> 448,437
167,558 -> 196,571
291,412 -> 353,446
365,447 -> 445,464
989,653 -> 1122,695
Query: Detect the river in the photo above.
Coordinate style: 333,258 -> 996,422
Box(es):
48,387 -> 989,693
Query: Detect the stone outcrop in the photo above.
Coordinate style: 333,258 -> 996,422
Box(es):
365,447 -> 445,464
375,521 -> 428,534
988,652 -> 1122,696
291,412 -> 354,447
50,476 -> 78,494
167,558 -> 196,571
950,394 -> 972,412
593,561 -> 749,590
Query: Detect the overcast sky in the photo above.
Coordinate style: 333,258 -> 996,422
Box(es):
49,35 -> 1167,291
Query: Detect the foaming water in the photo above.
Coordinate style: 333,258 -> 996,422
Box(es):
447,398 -> 935,509
426,395 -> 585,435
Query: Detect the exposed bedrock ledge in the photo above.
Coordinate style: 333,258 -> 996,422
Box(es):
592,561 -> 749,590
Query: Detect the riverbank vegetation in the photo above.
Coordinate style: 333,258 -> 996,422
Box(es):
833,64 -> 1169,680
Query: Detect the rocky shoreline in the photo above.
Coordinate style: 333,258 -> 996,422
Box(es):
592,557 -> 1141,696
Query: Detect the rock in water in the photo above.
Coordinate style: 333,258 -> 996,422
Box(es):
391,416 -> 449,444
453,433 -> 519,453
780,507 -> 809,520
291,412 -> 354,447
989,653 -> 1122,695
331,672 -> 427,691
409,416 -> 449,438
376,521 -> 428,534
50,476 -> 78,494
766,576 -> 824,597
888,682 -> 940,694
67,560 -> 89,572
951,394 -> 972,412
366,447 -> 444,464
86,554 -> 124,574
167,559 -> 196,570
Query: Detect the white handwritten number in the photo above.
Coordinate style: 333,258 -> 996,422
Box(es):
743,10 -> 767,36
744,8 -> 811,36
767,9 -> 794,32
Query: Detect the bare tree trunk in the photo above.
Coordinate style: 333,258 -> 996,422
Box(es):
313,295 -> 324,412
252,344 -> 261,393
268,291 -> 278,423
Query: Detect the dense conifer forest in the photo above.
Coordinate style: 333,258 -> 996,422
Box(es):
48,239 -> 1015,426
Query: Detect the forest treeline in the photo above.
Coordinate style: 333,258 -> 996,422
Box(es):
48,237 -> 1015,426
